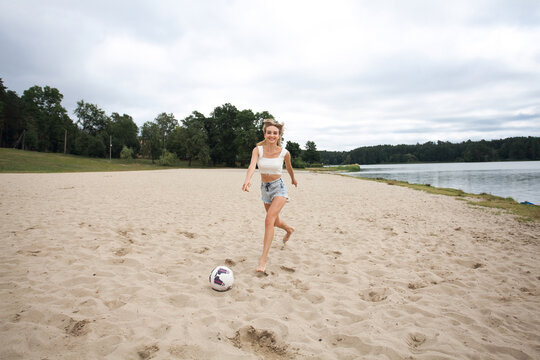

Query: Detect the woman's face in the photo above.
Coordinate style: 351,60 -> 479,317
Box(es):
264,125 -> 280,144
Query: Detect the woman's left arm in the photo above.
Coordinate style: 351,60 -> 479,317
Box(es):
284,151 -> 298,187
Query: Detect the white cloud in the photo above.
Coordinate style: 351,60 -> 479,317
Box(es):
1,0 -> 539,150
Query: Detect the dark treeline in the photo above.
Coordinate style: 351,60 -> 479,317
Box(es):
0,79 -> 321,167
0,79 -> 140,158
320,137 -> 540,165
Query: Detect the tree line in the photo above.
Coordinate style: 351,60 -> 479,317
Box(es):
0,79 -> 141,158
0,79 -> 321,167
320,137 -> 540,165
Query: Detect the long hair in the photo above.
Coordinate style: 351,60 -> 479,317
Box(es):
257,118 -> 284,147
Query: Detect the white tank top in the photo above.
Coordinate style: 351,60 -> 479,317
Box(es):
257,146 -> 287,175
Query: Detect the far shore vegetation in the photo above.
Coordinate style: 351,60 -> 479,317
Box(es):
320,137 -> 540,164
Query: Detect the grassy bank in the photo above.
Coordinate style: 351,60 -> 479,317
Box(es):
0,148 -> 196,173
307,164 -> 361,172
356,176 -> 540,222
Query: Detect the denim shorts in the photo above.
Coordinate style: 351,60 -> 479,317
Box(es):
261,178 -> 288,204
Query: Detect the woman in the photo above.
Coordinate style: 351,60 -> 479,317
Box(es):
242,118 -> 298,273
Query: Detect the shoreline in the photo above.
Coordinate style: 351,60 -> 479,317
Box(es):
341,174 -> 539,222
1,169 -> 539,359
341,160 -> 540,205
304,165 -> 540,222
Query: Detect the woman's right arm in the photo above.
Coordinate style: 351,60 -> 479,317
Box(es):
242,147 -> 259,192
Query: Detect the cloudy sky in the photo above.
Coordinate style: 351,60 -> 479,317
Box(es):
1,0 -> 539,150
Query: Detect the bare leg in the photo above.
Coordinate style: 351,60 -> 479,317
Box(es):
264,203 -> 295,244
279,217 -> 295,244
267,205 -> 295,244
257,196 -> 288,273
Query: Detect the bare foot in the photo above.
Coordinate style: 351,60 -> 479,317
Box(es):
283,227 -> 295,245
256,257 -> 267,273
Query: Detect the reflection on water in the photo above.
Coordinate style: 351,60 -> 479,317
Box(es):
346,161 -> 540,204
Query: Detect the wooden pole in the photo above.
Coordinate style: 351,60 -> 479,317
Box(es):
109,135 -> 112,161
64,129 -> 67,154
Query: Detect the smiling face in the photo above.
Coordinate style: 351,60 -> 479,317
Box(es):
264,125 -> 280,145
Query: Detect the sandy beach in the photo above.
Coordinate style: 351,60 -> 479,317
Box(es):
1,169 -> 538,359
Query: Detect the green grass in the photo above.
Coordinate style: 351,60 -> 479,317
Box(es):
343,175 -> 540,223
0,148 -> 198,173
308,164 -> 361,172
467,194 -> 540,222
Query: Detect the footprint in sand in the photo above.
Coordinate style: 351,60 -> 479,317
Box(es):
138,344 -> 159,359
324,250 -> 342,259
104,299 -> 126,310
65,318 -> 90,337
408,282 -> 427,290
114,248 -> 130,257
226,257 -> 246,267
292,279 -> 309,291
359,288 -> 390,302
195,247 -> 209,254
16,250 -> 41,256
334,227 -> 346,234
230,325 -> 290,358
225,258 -> 236,266
280,266 -> 295,273
178,231 -> 196,239
117,230 -> 129,237
406,333 -> 426,348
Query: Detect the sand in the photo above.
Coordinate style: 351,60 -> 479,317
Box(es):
0,169 -> 539,359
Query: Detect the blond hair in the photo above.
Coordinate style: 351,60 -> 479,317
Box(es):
257,118 -> 284,147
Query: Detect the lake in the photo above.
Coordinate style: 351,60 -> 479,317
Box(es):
345,161 -> 540,204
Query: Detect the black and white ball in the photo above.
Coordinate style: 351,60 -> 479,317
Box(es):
209,266 -> 234,291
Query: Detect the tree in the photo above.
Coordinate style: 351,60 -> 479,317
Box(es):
87,134 -> 106,157
464,140 -> 493,162
74,100 -> 109,136
1,81 -> 25,148
302,140 -> 321,164
180,111 -> 210,166
73,100 -> 113,157
120,145 -> 134,159
286,141 -> 302,159
21,86 -> 72,152
167,126 -> 186,159
109,113 -> 140,157
0,79 -> 6,146
155,112 -> 178,151
210,103 -> 239,166
140,121 -> 162,163
234,109 -> 259,166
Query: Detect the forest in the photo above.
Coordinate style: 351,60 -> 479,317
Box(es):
320,137 -> 540,165
0,79 -> 320,167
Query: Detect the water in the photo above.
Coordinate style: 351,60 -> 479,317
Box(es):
345,161 -> 540,204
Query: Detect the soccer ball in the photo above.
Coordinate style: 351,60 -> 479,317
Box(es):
209,266 -> 234,291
